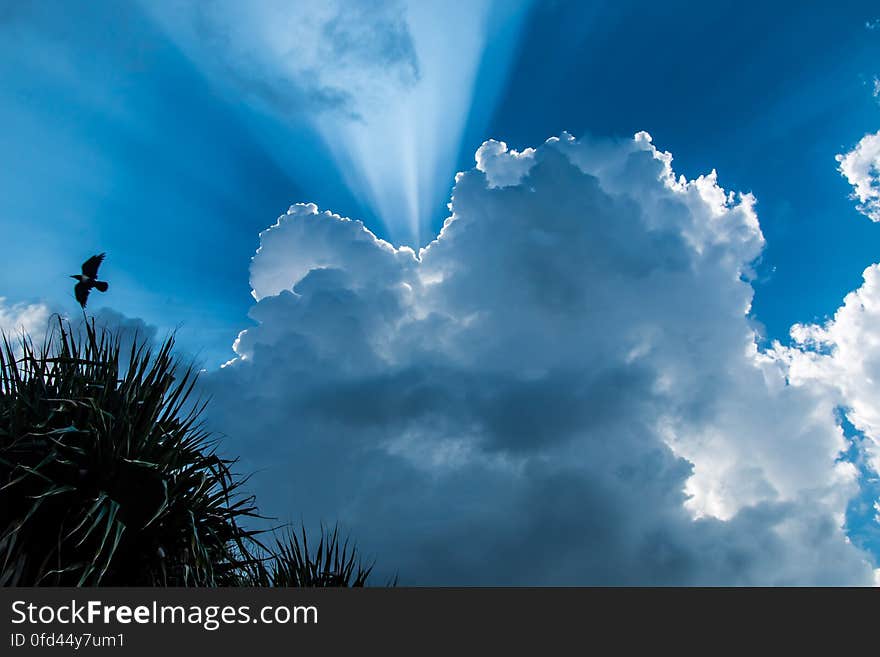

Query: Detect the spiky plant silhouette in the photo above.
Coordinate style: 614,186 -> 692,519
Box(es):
244,524 -> 377,587
0,318 -> 388,587
0,318 -> 262,586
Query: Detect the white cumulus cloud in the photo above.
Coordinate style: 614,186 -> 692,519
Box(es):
781,264 -> 880,475
0,298 -> 52,343
837,131 -> 880,222
0,300 -> 157,359
204,132 -> 876,584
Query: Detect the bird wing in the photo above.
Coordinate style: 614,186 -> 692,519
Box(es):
74,281 -> 90,308
81,253 -> 105,278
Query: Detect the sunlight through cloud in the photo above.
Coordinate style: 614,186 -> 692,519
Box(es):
144,0 -> 533,246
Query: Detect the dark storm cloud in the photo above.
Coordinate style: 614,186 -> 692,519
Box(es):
201,133 -> 875,584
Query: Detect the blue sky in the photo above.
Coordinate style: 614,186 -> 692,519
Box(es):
3,0 -> 880,584
3,1 -> 878,362
0,2 -> 880,363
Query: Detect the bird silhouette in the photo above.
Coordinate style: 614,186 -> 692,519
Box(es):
71,253 -> 109,308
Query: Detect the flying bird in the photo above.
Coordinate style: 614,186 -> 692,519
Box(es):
71,253 -> 109,308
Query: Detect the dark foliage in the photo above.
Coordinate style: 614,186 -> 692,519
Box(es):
0,318 -> 388,587
244,525 -> 377,587
0,319 -> 261,586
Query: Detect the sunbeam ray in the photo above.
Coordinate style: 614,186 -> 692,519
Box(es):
143,0 -> 533,246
